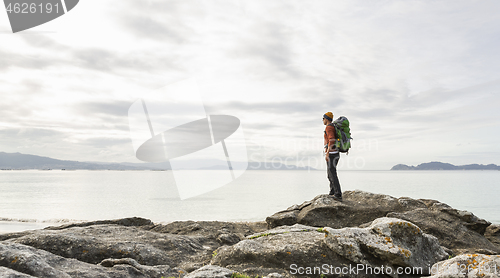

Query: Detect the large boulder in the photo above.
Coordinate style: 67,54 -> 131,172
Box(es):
148,220 -> 267,248
266,191 -> 497,255
212,219 -> 447,277
387,202 -> 499,255
324,217 -> 448,277
0,242 -> 182,278
149,220 -> 267,237
212,224 -> 353,277
427,254 -> 500,278
266,191 -> 428,229
486,224 -> 500,248
43,217 -> 154,230
5,224 -> 205,269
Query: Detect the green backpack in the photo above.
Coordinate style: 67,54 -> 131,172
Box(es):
329,116 -> 352,153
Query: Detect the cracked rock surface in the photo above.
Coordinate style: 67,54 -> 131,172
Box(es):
267,190 -> 499,255
1,191 -> 499,277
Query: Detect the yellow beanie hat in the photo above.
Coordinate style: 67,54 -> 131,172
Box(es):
323,112 -> 333,121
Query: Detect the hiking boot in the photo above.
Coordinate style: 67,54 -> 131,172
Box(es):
329,195 -> 343,201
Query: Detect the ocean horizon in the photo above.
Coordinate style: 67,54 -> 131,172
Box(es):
1,169 -> 499,234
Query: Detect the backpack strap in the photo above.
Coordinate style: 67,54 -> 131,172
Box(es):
327,123 -> 336,135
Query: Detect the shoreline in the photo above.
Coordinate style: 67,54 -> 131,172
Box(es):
0,220 -> 54,234
1,191 -> 500,277
3,213 -> 500,236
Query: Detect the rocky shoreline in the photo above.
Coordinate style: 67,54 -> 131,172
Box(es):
1,190 -> 499,278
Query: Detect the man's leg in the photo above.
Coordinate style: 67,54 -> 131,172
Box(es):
326,159 -> 334,195
328,153 -> 342,198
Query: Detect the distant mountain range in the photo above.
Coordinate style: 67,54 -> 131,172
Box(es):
0,152 -> 316,171
0,152 -> 150,170
391,161 -> 500,170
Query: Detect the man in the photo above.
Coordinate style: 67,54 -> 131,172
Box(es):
323,112 -> 342,201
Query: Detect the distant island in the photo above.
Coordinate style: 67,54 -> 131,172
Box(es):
391,161 -> 500,170
0,152 -> 315,171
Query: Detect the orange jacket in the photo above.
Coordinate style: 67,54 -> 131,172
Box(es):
324,125 -> 337,152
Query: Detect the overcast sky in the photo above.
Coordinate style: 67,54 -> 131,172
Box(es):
1,0 -> 499,170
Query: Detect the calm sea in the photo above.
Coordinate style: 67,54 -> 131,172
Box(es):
1,170 -> 499,233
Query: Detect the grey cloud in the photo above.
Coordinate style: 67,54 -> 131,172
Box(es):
0,128 -> 65,148
356,123 -> 380,131
77,100 -> 132,117
79,137 -> 132,147
0,128 -> 63,138
210,100 -> 336,115
362,88 -> 406,104
22,79 -> 44,92
72,123 -> 131,132
0,49 -> 57,70
0,80 -> 45,120
1,38 -> 182,75
21,33 -> 65,50
9,35 -> 183,73
57,124 -> 132,135
341,80 -> 499,125
73,48 -> 116,71
243,123 -> 280,130
352,108 -> 395,119
0,128 -> 133,163
115,0 -> 197,43
117,0 -> 191,16
121,16 -> 187,43
0,34 -> 66,71
70,47 -> 185,73
309,80 -> 346,96
231,21 -> 302,79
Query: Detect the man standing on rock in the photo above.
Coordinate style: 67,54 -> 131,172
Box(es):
323,112 -> 342,201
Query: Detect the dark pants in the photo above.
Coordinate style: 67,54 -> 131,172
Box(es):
327,153 -> 342,197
